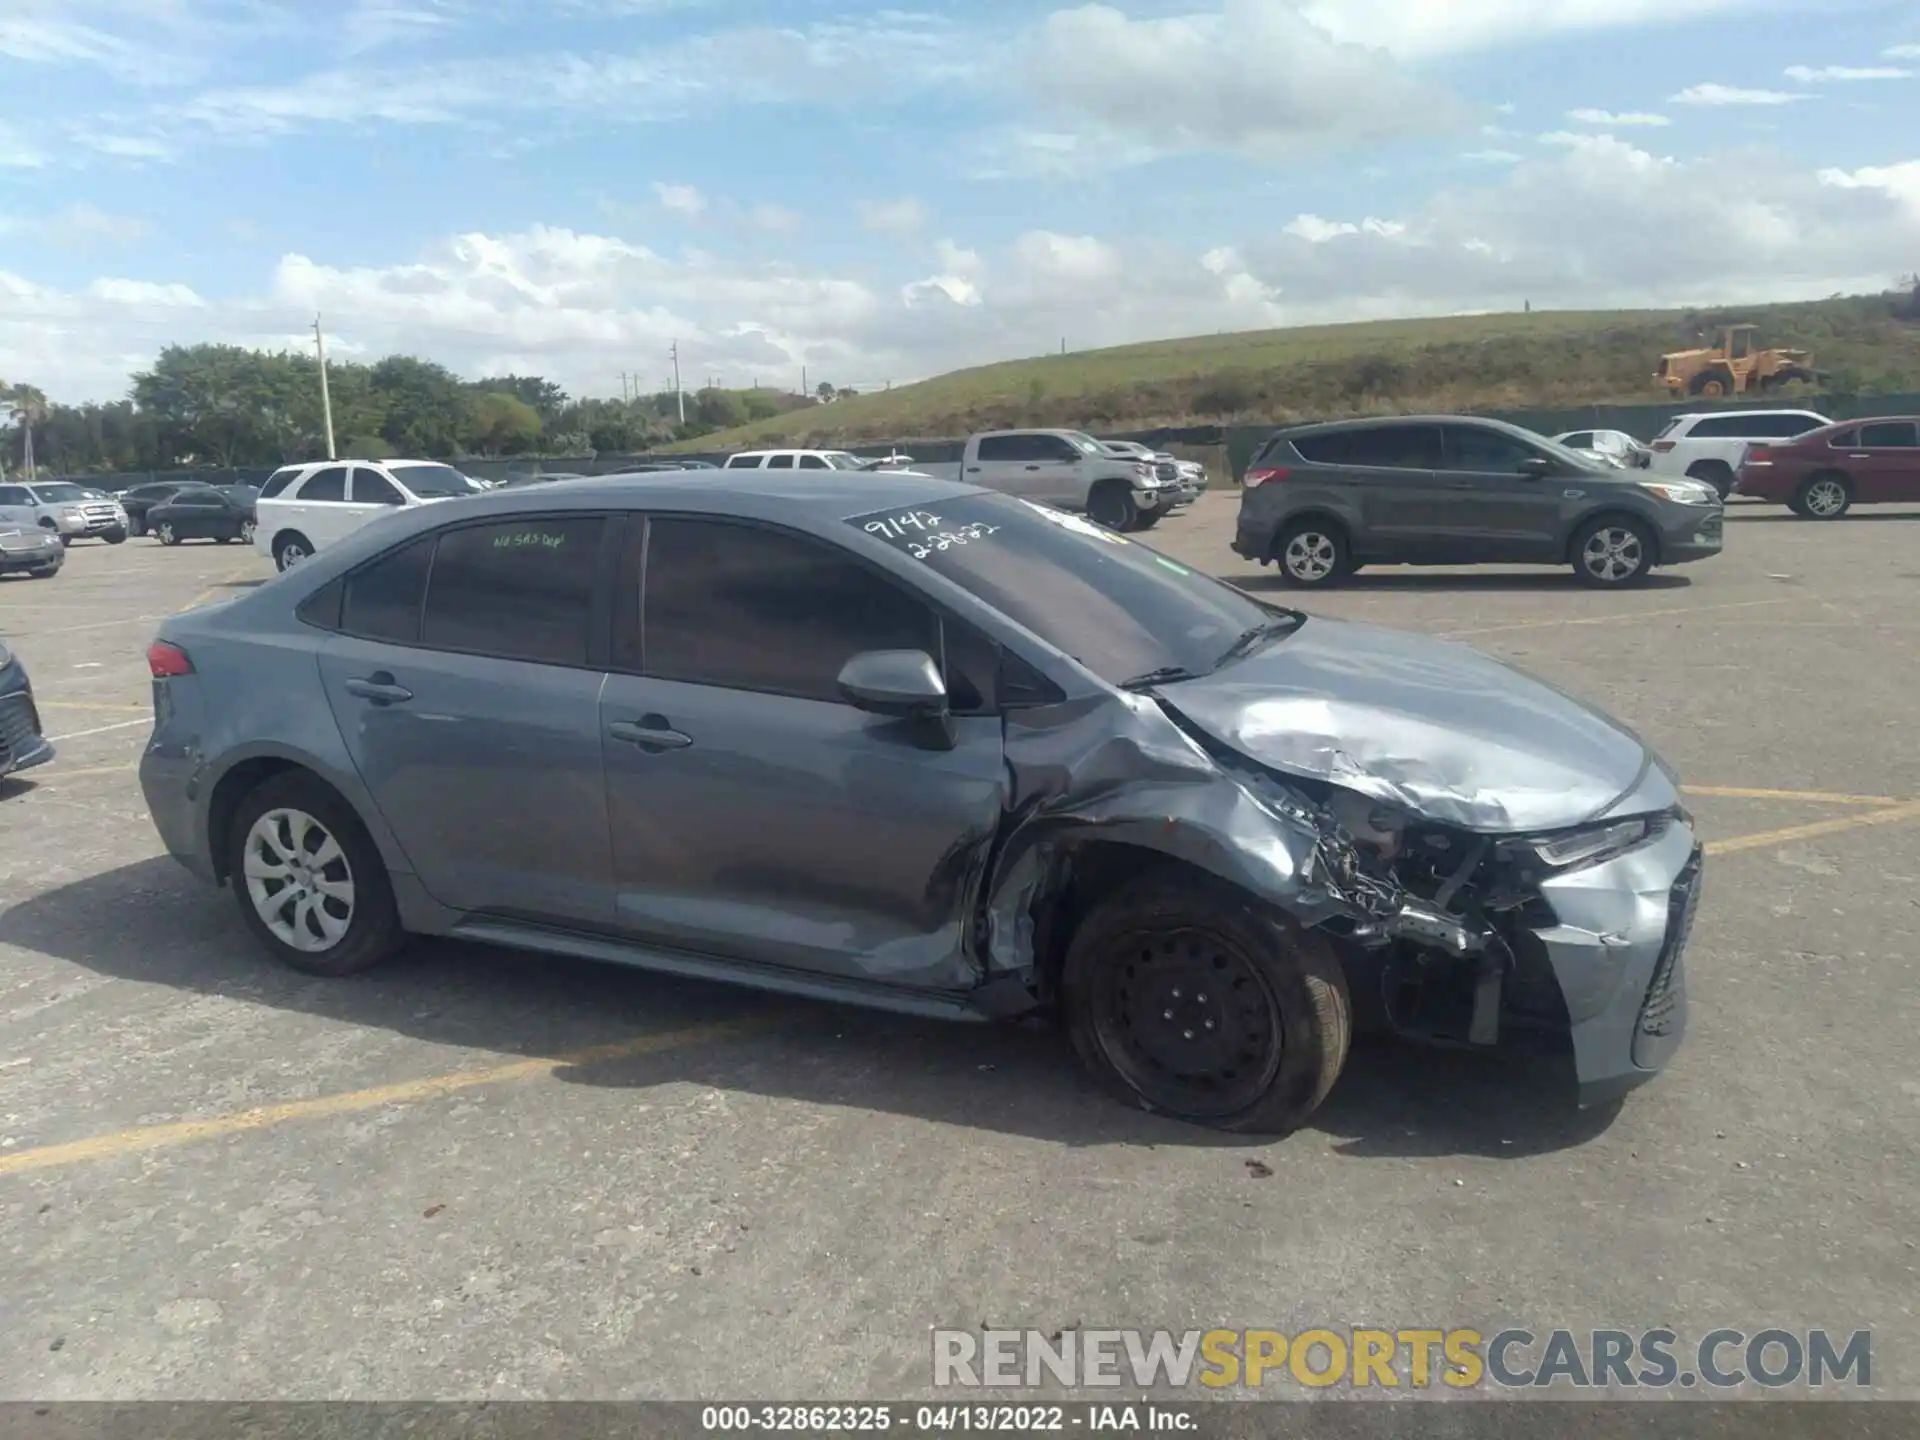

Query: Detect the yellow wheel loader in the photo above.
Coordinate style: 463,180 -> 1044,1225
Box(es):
1656,325 -> 1816,399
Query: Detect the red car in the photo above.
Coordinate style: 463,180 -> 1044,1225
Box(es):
1735,416 -> 1920,519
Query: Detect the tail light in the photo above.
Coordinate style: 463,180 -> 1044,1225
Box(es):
1745,446 -> 1772,465
147,640 -> 194,678
1651,440 -> 1676,453
1243,467 -> 1291,489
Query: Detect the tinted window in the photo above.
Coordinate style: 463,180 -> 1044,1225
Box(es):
299,466 -> 348,501
420,517 -> 604,666
389,464 -> 479,497
1828,429 -> 1857,447
1033,435 -> 1080,462
723,455 -> 760,469
353,468 -> 406,505
848,496 -> 1278,686
173,492 -> 223,508
1288,432 -> 1351,465
1441,425 -> 1543,473
1859,421 -> 1919,448
260,469 -> 300,499
976,435 -> 1023,462
798,454 -> 829,470
342,536 -> 434,644
766,454 -> 795,470
0,486 -> 28,505
643,518 -> 938,703
1348,425 -> 1444,469
1560,432 -> 1594,449
1769,415 -> 1826,437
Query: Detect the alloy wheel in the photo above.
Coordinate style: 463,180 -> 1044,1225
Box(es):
1283,531 -> 1337,583
276,541 -> 308,571
242,807 -> 356,953
1581,527 -> 1643,584
240,520 -> 256,544
157,522 -> 177,545
1804,479 -> 1848,518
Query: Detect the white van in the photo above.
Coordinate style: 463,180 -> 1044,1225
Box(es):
254,459 -> 483,571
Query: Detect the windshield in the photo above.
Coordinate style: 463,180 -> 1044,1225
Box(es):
28,483 -> 89,504
391,464 -> 481,497
849,494 -> 1288,685
824,453 -> 868,471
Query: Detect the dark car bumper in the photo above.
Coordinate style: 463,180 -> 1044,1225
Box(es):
0,532 -> 66,574
0,661 -> 55,779
1658,508 -> 1724,564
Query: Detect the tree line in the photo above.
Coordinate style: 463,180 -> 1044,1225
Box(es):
1,344 -> 836,476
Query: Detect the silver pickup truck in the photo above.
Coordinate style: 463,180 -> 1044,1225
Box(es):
0,480 -> 129,546
913,428 -> 1187,531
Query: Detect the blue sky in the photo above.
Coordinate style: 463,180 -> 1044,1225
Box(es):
3,0 -> 1919,402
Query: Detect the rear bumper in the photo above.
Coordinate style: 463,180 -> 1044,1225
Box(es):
139,747 -> 217,882
0,683 -> 55,779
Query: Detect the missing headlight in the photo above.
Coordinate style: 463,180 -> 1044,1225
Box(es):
1521,815 -> 1666,872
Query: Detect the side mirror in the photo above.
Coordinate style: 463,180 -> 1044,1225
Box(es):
1517,456 -> 1555,479
837,649 -> 949,718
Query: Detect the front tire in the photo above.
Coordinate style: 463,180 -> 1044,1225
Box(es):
156,521 -> 179,546
1271,519 -> 1352,588
226,772 -> 406,977
1795,472 -> 1851,520
1062,880 -> 1351,1133
104,528 -> 127,545
1087,481 -> 1140,532
1129,509 -> 1164,532
27,565 -> 59,579
1572,515 -> 1656,587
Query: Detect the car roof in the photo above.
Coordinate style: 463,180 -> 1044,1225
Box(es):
1672,409 -> 1827,422
1267,413 -> 1547,443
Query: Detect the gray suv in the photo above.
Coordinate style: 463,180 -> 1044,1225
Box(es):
1233,416 -> 1724,588
137,472 -> 1699,1132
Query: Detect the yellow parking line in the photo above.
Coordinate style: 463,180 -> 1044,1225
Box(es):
0,1017 -> 774,1178
1684,785 -> 1904,807
1707,799 -> 1920,857
1442,596 -> 1794,640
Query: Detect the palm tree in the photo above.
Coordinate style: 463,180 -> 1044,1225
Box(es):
6,383 -> 48,480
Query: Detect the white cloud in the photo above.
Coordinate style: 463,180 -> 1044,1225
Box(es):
1461,149 -> 1523,163
1567,108 -> 1670,126
1671,83 -> 1811,105
17,203 -> 152,249
1886,44 -> 1920,59
0,123 -> 47,168
1784,64 -> 1912,82
652,182 -> 706,217
1301,0 -> 1759,59
86,278 -> 205,307
1020,0 -> 1465,164
342,1 -> 460,55
858,197 -> 929,236
71,131 -> 177,160
748,203 -> 800,233
1817,160 -> 1920,220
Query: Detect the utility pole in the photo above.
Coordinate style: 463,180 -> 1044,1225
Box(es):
313,315 -> 337,460
620,372 -> 630,402
801,363 -> 808,398
670,341 -> 685,424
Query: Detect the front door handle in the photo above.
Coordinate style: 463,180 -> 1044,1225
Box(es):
609,715 -> 693,752
344,673 -> 413,705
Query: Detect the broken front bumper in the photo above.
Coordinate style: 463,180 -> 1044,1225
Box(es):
1528,817 -> 1700,1105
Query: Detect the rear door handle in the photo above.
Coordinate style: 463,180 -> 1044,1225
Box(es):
344,673 -> 413,705
609,715 -> 693,752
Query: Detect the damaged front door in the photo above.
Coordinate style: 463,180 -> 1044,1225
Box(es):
601,515 -> 1009,989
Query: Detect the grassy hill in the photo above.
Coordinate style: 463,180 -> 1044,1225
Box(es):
669,291 -> 1920,450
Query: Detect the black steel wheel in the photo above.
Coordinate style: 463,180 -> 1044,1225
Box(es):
1062,880 -> 1351,1133
1087,481 -> 1140,532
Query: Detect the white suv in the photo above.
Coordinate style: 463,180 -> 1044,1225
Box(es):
1648,409 -> 1830,497
722,449 -> 881,472
254,459 -> 482,571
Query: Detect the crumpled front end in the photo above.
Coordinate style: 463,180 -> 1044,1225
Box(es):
978,674 -> 1697,1103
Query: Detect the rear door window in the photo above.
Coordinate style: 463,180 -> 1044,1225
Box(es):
297,466 -> 348,502
420,517 -> 607,666
798,454 -> 830,469
1827,429 -> 1858,448
1859,421 -> 1920,448
765,454 -> 795,470
0,485 -> 29,506
260,469 -> 301,499
975,435 -> 1022,462
341,536 -> 435,644
1685,416 -> 1749,439
724,455 -> 760,469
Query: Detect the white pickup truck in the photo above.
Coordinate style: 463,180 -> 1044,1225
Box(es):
1647,408 -> 1830,497
913,428 -> 1186,530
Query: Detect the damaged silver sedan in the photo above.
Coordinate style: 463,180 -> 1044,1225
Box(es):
139,471 -> 1698,1133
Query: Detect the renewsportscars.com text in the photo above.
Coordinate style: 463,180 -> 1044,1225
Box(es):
932,1328 -> 1871,1392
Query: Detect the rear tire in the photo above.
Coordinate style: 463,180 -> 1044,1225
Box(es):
1572,515 -> 1656,587
1062,879 -> 1351,1134
1689,369 -> 1735,399
1271,518 -> 1352,588
1087,481 -> 1140,532
225,771 -> 406,978
1794,472 -> 1851,520
156,521 -> 179,546
273,532 -> 313,571
1129,510 -> 1164,532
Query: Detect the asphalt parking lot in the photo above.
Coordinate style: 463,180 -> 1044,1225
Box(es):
2,499 -> 1918,1401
